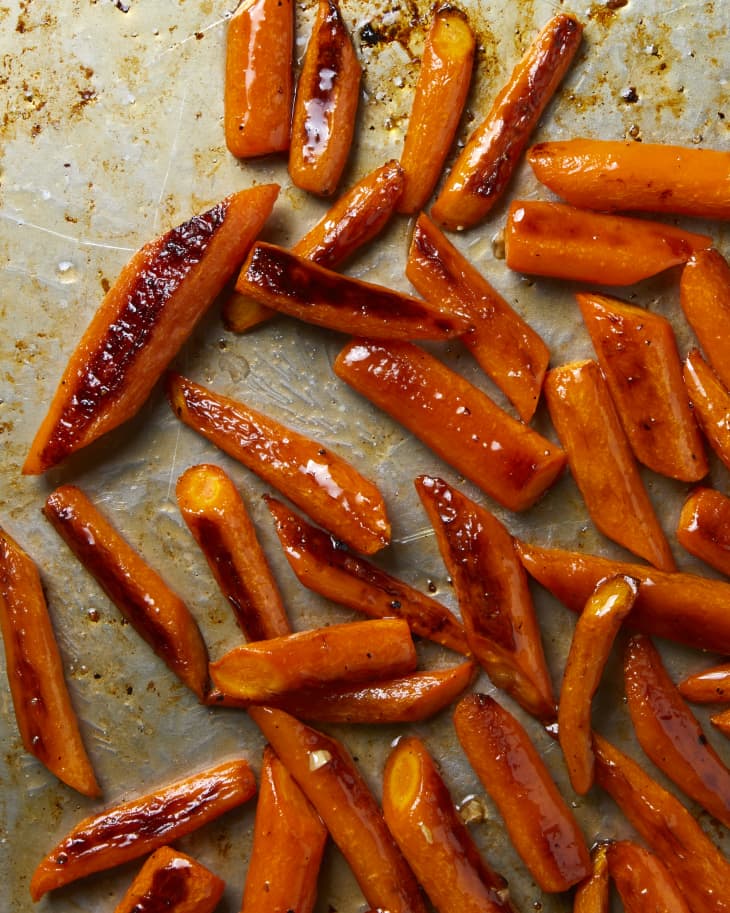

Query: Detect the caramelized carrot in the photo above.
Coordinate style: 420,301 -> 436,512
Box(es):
113,847 -> 225,913
167,373 -> 390,555
0,528 -> 99,798
681,249 -> 730,390
414,475 -> 555,723
711,708 -> 730,738
504,200 -> 712,286
573,844 -> 609,913
454,693 -> 591,892
544,359 -> 676,570
333,339 -> 566,512
30,759 -> 256,901
578,292 -> 707,482
677,486 -> 730,576
682,348 -> 730,471
678,662 -> 730,704
431,13 -> 582,230
23,185 -> 279,475
406,212 -> 549,421
606,841 -> 691,913
43,485 -> 209,700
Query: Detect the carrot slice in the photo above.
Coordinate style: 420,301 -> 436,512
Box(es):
382,736 -> 516,913
678,662 -> 730,704
166,373 -> 390,555
113,847 -> 225,913
224,0 -> 293,157
573,844 -> 609,913
681,249 -> 730,390
30,759 -> 256,901
676,486 -> 730,576
504,200 -> 712,286
43,484 -> 209,700
431,13 -> 582,230
247,705 -> 428,913
683,348 -> 730,471
333,339 -> 566,512
23,185 -> 279,475
397,5 -> 476,215
454,693 -> 591,892
0,528 -> 99,798
406,212 -> 550,421
578,292 -> 707,482
606,841 -> 691,913
414,475 -> 555,723
711,708 -> 730,738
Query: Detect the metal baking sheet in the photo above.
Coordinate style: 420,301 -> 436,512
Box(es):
1,0 -> 729,910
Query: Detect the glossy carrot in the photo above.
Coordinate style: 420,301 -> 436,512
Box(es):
333,339 -> 566,512
248,706 -> 428,913
711,708 -> 730,738
23,185 -> 279,475
431,13 -> 582,230
414,475 -> 555,723
167,373 -> 390,555
676,486 -> 730,576
43,485 -> 209,700
113,847 -> 225,913
504,200 -> 712,286
397,6 -> 475,214
606,841 -> 691,913
30,759 -> 256,901
682,348 -> 730,471
0,528 -> 99,798
681,249 -> 730,390
578,292 -> 707,482
573,844 -> 609,913
678,662 -> 730,704
406,212 -> 550,421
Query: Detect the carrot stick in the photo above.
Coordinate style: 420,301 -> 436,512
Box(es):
678,662 -> 730,704
0,527 -> 99,798
113,847 -> 225,913
573,844 -> 609,913
431,13 -> 582,230
681,249 -> 730,390
711,708 -> 730,738
43,484 -> 210,700
606,841 -> 691,913
682,348 -> 730,471
676,486 -> 730,576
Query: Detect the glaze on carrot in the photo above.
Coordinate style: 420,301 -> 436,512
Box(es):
573,844 -> 609,913
606,841 -> 691,913
113,847 -> 225,913
682,348 -> 730,471
711,708 -> 730,738
676,487 -> 730,576
678,662 -> 730,704
681,249 -> 730,390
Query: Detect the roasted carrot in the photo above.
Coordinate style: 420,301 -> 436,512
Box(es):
431,13 -> 582,230
0,528 -> 99,798
406,212 -> 549,422
382,737 -> 516,913
289,0 -> 361,195
397,6 -> 475,214
578,292 -> 707,482
224,0 -> 293,157
545,359 -> 676,570
678,662 -> 730,704
23,185 -> 278,475
113,847 -> 225,913
573,844 -> 609,913
676,486 -> 730,576
454,693 -> 591,892
333,340 -> 566,512
167,373 -> 390,555
43,484 -> 209,700
504,200 -> 712,286
30,759 -> 256,901
682,348 -> 730,471
558,575 -> 638,795
175,464 -> 290,642
414,475 -> 555,723
606,841 -> 691,913
248,706 -> 428,913
711,708 -> 730,738
681,249 -> 730,390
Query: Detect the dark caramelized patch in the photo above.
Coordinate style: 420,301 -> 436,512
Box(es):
127,858 -> 192,912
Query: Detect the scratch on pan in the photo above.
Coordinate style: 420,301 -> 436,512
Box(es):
0,212 -> 135,252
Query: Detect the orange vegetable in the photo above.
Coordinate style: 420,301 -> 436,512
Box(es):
573,844 -> 609,913
711,708 -> 730,738
406,212 -> 550,422
676,486 -> 730,576
23,185 -> 278,475
113,847 -> 225,913
504,200 -> 712,286
681,249 -> 730,390
606,841 -> 691,913
414,475 -> 555,723
0,528 -> 99,798
333,339 -> 566,512
167,373 -> 390,555
431,13 -> 582,230
682,348 -> 730,471
30,759 -> 256,901
678,662 -> 730,704
43,484 -> 209,700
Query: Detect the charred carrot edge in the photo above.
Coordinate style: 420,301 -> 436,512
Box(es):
0,528 -> 100,798
406,212 -> 550,422
606,840 -> 691,913
558,575 -> 638,795
176,464 -> 291,642
333,340 -> 566,512
43,484 -> 209,700
678,662 -> 730,704
166,372 -> 390,555
224,0 -> 293,157
264,495 -> 469,655
578,292 -> 707,483
454,693 -> 591,892
431,13 -> 582,230
504,200 -> 712,286
23,185 -> 279,475
289,0 -> 361,195
415,475 -> 555,723
241,746 -> 326,913
573,844 -> 610,913
248,706 -> 428,913
209,618 -> 417,702
30,759 -> 256,901
544,359 -> 676,570
382,737 -> 514,913
676,486 -> 730,576
683,349 -> 730,472
112,846 -> 225,913
711,708 -> 730,738
397,6 -> 476,215
681,249 -> 730,390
